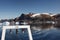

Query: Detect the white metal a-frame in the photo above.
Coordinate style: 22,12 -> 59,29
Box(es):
1,25 -> 33,40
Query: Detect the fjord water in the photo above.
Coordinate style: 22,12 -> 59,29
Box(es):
0,24 -> 60,40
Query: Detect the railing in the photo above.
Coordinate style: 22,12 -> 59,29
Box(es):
1,25 -> 33,40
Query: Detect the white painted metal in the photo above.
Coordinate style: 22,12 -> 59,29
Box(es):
1,25 -> 33,40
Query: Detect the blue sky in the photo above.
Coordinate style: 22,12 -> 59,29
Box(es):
0,0 -> 60,19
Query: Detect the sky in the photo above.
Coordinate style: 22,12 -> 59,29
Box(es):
0,0 -> 60,19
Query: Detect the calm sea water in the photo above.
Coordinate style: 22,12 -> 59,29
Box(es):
0,24 -> 60,40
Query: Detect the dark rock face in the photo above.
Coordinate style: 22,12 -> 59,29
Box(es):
19,13 -> 32,20
19,14 -> 25,20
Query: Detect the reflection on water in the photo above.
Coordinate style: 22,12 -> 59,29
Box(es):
31,23 -> 55,31
0,24 -> 60,40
